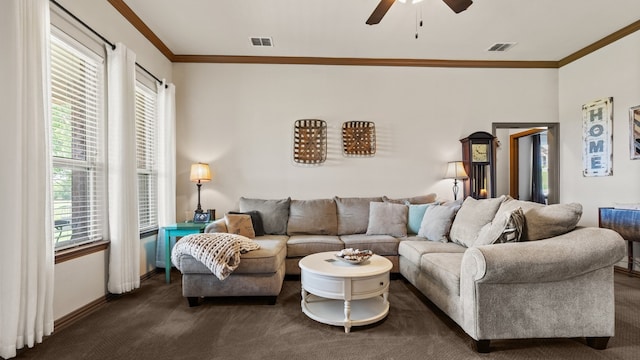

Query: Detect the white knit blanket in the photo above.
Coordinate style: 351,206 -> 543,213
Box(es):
171,233 -> 260,281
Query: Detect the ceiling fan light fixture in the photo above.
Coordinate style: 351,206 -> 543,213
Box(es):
397,0 -> 425,4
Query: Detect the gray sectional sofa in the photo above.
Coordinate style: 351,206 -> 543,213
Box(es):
172,194 -> 626,353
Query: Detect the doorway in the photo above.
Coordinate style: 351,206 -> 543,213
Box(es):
492,122 -> 560,204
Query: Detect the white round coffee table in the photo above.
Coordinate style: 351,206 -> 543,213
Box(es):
298,251 -> 393,333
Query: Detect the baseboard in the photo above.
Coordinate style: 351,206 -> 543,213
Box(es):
54,269 -> 161,331
140,268 -> 161,281
54,295 -> 111,331
614,266 -> 640,278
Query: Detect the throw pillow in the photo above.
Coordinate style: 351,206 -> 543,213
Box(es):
475,207 -> 525,246
366,202 -> 409,238
335,196 -> 383,235
417,204 -> 458,242
228,210 -> 265,236
382,193 -> 437,205
407,203 -> 437,234
497,196 -> 583,240
224,214 -> 255,239
239,197 -> 291,235
449,196 -> 505,248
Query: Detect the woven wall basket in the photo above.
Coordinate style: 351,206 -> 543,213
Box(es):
293,119 -> 327,164
342,121 -> 376,156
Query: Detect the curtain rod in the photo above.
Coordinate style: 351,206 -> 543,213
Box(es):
50,0 -> 166,87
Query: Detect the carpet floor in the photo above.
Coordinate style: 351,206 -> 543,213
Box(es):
15,271 -> 640,360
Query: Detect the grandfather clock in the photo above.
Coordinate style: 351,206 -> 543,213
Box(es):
460,131 -> 497,199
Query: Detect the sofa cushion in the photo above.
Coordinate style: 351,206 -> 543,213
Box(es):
449,196 -> 505,248
398,240 -> 466,266
287,198 -> 338,235
407,203 -> 437,234
420,253 -> 464,296
239,197 -> 290,235
340,234 -> 399,256
417,204 -> 459,242
475,207 -> 525,246
228,210 -> 265,236
224,214 -> 255,238
366,202 -> 409,238
334,196 -> 383,235
286,235 -> 343,257
382,193 -> 437,205
176,238 -> 286,274
498,196 -> 583,241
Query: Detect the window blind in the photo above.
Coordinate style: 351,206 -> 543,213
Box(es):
135,83 -> 158,233
51,34 -> 105,249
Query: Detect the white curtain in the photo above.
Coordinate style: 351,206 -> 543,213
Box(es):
155,82 -> 177,268
106,43 -> 140,294
0,0 -> 54,358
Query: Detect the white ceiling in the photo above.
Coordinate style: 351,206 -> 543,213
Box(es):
122,0 -> 640,62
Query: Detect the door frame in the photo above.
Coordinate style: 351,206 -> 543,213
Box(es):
509,128 -> 548,200
492,122 -> 560,204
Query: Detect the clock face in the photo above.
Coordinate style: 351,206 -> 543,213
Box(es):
471,143 -> 489,162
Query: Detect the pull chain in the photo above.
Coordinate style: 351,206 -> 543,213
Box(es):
415,5 -> 424,39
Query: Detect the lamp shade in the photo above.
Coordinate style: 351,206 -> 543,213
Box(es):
444,161 -> 468,180
190,163 -> 212,183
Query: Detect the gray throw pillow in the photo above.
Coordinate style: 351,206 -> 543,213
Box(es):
449,196 -> 505,248
382,193 -> 437,205
335,196 -> 383,235
475,207 -> 525,246
239,197 -> 290,235
366,202 -> 408,238
417,204 -> 458,242
498,196 -> 583,240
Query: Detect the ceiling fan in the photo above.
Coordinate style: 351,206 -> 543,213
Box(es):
366,0 -> 473,25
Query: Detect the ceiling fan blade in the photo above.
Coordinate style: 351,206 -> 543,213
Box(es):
442,0 -> 473,14
366,0 -> 396,25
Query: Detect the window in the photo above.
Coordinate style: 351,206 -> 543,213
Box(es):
50,33 -> 105,249
135,82 -> 158,233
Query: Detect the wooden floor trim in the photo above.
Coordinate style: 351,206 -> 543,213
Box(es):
53,269 -> 160,331
614,266 -> 640,278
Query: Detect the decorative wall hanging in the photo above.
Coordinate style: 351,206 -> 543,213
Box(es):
293,119 -> 327,164
582,97 -> 613,177
629,105 -> 640,159
342,121 -> 376,156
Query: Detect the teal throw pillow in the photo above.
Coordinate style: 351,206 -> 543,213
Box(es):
407,203 -> 436,234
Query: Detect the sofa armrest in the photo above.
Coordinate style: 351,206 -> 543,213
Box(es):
204,218 -> 228,233
462,227 -> 625,284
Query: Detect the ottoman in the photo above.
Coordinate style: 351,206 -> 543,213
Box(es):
172,237 -> 287,306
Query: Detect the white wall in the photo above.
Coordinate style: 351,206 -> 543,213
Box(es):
559,31 -> 640,271
52,0 -> 172,321
559,31 -> 640,226
173,63 -> 558,217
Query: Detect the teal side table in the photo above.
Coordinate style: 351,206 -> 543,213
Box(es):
163,222 -> 209,283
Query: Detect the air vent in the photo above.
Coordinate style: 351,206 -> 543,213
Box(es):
487,42 -> 517,52
250,37 -> 273,47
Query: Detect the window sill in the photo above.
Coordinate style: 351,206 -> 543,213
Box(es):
55,240 -> 110,264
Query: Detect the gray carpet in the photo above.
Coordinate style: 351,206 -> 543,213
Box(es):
16,271 -> 640,360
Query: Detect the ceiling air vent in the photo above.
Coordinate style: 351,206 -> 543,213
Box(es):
250,37 -> 273,47
487,42 -> 517,52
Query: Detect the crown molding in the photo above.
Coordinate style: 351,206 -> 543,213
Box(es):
172,54 -> 558,68
109,0 -> 640,69
107,0 -> 175,61
558,18 -> 640,67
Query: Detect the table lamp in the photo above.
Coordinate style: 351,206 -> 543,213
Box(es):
444,161 -> 468,201
190,162 -> 211,214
